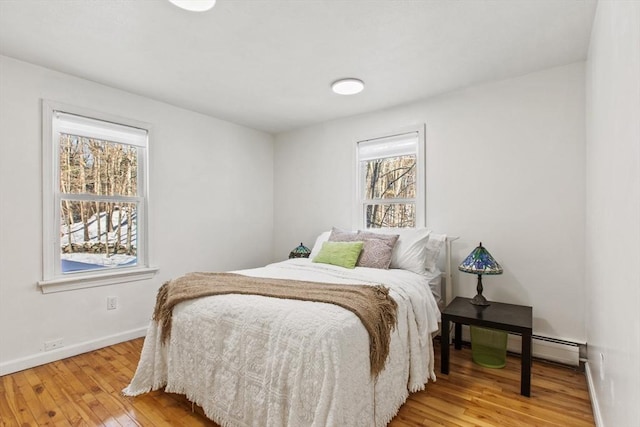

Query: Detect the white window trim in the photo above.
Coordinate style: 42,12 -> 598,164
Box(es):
353,124 -> 426,229
39,100 -> 156,293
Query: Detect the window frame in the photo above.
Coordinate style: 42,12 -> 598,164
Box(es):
39,100 -> 156,293
354,125 -> 426,230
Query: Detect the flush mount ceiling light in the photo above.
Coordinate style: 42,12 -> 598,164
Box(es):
168,0 -> 216,12
331,78 -> 365,95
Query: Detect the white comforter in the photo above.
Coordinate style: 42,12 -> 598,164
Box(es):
123,259 -> 441,427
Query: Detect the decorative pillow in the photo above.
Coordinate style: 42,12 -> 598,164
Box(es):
424,232 -> 446,272
328,227 -> 359,242
355,238 -> 394,269
359,228 -> 431,274
312,241 -> 364,269
356,231 -> 399,269
309,231 -> 331,259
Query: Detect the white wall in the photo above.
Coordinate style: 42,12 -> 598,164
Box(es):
0,55 -> 274,374
585,1 -> 640,426
274,63 -> 586,343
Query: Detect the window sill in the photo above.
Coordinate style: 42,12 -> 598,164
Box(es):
38,266 -> 159,294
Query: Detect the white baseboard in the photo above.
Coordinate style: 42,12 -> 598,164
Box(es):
509,335 -> 580,366
459,326 -> 581,366
0,326 -> 147,376
584,361 -> 604,427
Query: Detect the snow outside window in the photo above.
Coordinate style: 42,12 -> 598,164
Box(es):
40,101 -> 155,292
355,127 -> 426,229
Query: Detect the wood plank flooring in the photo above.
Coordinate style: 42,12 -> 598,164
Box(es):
0,338 -> 594,426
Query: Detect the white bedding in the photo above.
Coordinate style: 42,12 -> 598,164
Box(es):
123,258 -> 441,427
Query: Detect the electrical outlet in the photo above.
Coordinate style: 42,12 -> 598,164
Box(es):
107,296 -> 118,310
44,338 -> 63,351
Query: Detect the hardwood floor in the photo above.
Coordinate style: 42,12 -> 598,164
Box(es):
0,338 -> 594,426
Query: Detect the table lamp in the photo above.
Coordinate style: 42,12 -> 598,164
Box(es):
289,242 -> 311,259
458,242 -> 503,306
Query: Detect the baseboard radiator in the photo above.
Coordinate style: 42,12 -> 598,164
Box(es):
457,326 -> 584,366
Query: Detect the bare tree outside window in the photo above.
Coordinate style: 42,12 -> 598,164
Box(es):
59,134 -> 138,272
362,154 -> 416,228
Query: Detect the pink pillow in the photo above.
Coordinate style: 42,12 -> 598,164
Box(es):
356,231 -> 399,269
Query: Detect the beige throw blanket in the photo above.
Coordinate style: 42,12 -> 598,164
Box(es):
153,272 -> 398,376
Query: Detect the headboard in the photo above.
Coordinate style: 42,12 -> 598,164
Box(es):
442,236 -> 459,307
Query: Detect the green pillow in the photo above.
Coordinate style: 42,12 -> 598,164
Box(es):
312,241 -> 364,269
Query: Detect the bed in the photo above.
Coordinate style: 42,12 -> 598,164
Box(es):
123,228 -> 454,427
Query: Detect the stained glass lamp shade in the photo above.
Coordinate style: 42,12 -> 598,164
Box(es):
458,242 -> 503,306
289,242 -> 311,259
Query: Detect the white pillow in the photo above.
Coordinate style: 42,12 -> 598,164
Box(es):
358,228 -> 431,274
425,232 -> 447,272
309,231 -> 331,259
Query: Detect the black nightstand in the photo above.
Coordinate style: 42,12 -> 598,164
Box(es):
440,297 -> 533,396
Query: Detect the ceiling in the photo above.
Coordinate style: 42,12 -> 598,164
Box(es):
0,0 -> 596,134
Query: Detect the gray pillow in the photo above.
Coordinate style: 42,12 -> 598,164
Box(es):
356,232 -> 399,269
328,227 -> 359,242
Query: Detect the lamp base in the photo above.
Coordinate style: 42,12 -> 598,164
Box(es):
469,274 -> 491,305
470,293 -> 490,306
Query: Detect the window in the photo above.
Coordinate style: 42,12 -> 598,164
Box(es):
355,127 -> 425,229
40,101 -> 155,292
